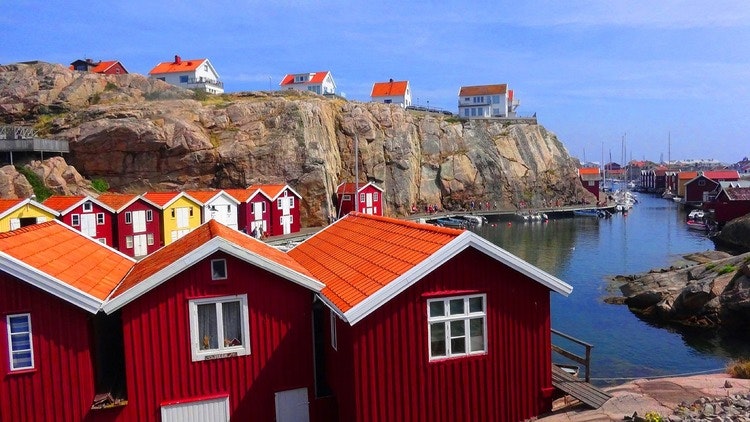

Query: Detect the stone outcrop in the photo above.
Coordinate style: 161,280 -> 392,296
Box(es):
614,251 -> 750,328
713,214 -> 750,253
0,62 -> 593,225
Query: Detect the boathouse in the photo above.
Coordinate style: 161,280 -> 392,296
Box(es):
0,197 -> 59,232
185,190 -> 240,230
684,170 -> 740,205
711,181 -> 750,225
336,181 -> 384,218
97,193 -> 163,258
43,195 -> 116,246
141,191 -> 202,245
225,187 -> 272,236
256,184 -> 301,236
578,167 -> 601,199
289,213 -> 573,421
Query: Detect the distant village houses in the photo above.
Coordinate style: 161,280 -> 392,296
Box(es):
148,55 -> 224,94
70,58 -> 128,75
370,79 -> 411,107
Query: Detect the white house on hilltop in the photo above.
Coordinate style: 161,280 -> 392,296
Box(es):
370,79 -> 411,107
458,84 -> 519,119
148,55 -> 224,94
279,71 -> 336,95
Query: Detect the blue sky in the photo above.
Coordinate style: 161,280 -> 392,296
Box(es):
3,1 -> 749,164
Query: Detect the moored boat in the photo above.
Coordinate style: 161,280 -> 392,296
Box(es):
686,219 -> 708,231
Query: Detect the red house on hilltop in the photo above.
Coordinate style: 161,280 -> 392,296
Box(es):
43,195 -> 116,246
289,213 -> 573,421
70,58 -> 129,74
97,193 -> 162,258
336,182 -> 384,218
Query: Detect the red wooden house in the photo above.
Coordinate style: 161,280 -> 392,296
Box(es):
0,221 -> 134,421
578,167 -> 601,199
289,213 -> 573,421
711,182 -> 750,225
335,182 -> 384,218
43,195 -> 117,246
100,220 -> 325,421
256,184 -> 301,236
70,59 -> 129,75
97,193 -> 162,258
684,170 -> 740,205
225,187 -> 272,236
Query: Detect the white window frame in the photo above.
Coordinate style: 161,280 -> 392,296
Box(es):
125,236 -> 133,249
427,294 -> 487,360
146,209 -> 153,221
71,214 -> 80,226
6,313 -> 34,371
359,193 -> 365,203
211,259 -> 227,280
373,192 -> 379,202
189,295 -> 250,362
96,213 -> 105,225
330,312 -> 338,351
82,202 -> 93,212
147,233 -> 154,245
125,211 -> 132,224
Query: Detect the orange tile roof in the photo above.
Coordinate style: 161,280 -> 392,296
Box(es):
184,190 -> 220,204
96,193 -> 138,211
91,60 -> 123,73
371,80 -> 409,97
0,221 -> 133,302
142,191 -> 182,208
253,184 -> 292,200
459,84 -> 507,96
578,167 -> 600,175
336,182 -> 383,194
288,213 -> 463,313
0,198 -> 23,214
704,170 -> 740,180
110,220 -> 315,300
42,195 -> 86,212
149,58 -> 206,75
678,171 -> 699,180
280,71 -> 330,85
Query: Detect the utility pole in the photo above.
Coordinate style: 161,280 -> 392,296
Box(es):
354,133 -> 359,212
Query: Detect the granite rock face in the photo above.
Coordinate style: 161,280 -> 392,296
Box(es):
714,214 -> 750,253
0,62 -> 593,225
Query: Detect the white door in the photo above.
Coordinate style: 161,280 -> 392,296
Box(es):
364,193 -> 374,214
176,207 -> 189,229
132,210 -> 147,233
81,214 -> 97,236
280,215 -> 292,235
161,396 -> 229,422
252,201 -> 264,220
275,388 -> 309,422
133,234 -> 148,257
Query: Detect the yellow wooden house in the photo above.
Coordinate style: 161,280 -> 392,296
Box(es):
141,191 -> 202,246
0,198 -> 59,233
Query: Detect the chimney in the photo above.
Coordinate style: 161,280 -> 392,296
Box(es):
174,55 -> 181,64
389,78 -> 393,83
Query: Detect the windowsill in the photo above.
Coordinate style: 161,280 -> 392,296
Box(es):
429,353 -> 488,365
5,368 -> 36,376
91,400 -> 128,410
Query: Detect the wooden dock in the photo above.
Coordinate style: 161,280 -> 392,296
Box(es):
551,364 -> 611,409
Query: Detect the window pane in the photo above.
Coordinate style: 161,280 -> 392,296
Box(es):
470,318 -> 485,352
429,301 -> 444,318
10,333 -> 31,351
451,337 -> 466,354
222,301 -> 242,347
469,297 -> 483,313
430,322 -> 446,357
450,320 -> 465,337
197,304 -> 218,350
12,350 -> 32,368
8,316 -> 29,333
449,299 -> 464,315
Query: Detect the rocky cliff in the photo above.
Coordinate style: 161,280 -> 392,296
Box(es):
0,62 -> 592,225
713,214 -> 750,253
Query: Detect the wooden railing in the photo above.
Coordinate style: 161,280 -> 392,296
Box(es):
551,328 -> 593,382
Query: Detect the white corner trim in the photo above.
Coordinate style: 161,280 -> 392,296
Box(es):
343,231 -> 573,325
0,251 -> 102,314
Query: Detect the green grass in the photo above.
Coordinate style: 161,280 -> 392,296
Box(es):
91,178 -> 109,193
16,166 -> 53,202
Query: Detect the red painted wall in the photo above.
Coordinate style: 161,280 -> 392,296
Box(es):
685,177 -> 719,203
580,179 -> 599,199
327,248 -> 553,422
114,200 -> 162,257
0,274 -> 99,422
59,203 -> 115,246
337,185 -> 383,217
713,193 -> 750,224
111,252 -> 317,421
241,197 -> 271,236
268,189 -> 300,236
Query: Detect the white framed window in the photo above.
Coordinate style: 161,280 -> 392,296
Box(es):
71,214 -> 80,226
427,294 -> 486,360
359,193 -> 365,203
146,209 -> 153,221
277,198 -> 283,209
147,233 -> 154,245
96,213 -> 105,225
289,197 -> 295,208
125,236 -> 133,249
189,295 -> 250,361
373,192 -> 379,201
83,201 -> 93,212
211,259 -> 227,280
330,313 -> 338,351
6,313 -> 34,371
125,211 -> 132,224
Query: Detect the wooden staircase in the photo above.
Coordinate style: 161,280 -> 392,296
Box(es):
551,364 -> 611,409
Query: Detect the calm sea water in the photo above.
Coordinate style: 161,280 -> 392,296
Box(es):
472,190 -> 750,386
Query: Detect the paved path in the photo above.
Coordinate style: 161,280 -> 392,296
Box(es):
539,374 -> 750,421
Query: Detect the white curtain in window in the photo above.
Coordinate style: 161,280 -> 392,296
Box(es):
198,304 -> 218,350
222,302 -> 242,346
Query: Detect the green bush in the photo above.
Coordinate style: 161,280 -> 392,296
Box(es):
718,265 -> 737,275
16,166 -> 53,202
104,82 -> 118,91
91,178 -> 109,193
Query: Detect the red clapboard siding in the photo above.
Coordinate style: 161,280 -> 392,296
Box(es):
331,248 -> 552,422
0,274 -> 98,422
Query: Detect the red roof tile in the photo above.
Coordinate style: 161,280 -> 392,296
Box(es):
96,193 -> 138,211
142,191 -> 183,208
42,195 -> 86,212
0,198 -> 23,214
704,170 -> 740,180
288,213 -> 462,313
459,84 -> 507,97
0,221 -> 133,302
724,187 -> 750,201
149,57 -> 207,75
280,71 -> 330,86
371,80 -> 409,97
